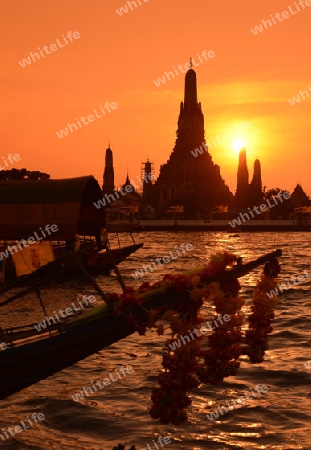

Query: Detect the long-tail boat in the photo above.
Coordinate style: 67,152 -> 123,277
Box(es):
0,176 -> 143,283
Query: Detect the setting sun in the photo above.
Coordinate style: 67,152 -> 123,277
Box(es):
232,139 -> 246,153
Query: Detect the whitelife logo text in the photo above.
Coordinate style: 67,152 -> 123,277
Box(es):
228,191 -> 290,228
288,84 -> 311,105
0,224 -> 58,261
116,0 -> 150,16
33,295 -> 96,332
94,173 -> 154,209
153,51 -> 215,87
71,365 -> 133,402
18,31 -> 81,68
56,102 -> 118,139
0,413 -> 45,442
131,243 -> 194,280
250,0 -> 311,35
191,121 -> 252,157
0,153 -> 21,170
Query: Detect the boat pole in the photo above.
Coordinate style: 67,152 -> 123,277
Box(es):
105,240 -> 126,291
73,255 -> 115,311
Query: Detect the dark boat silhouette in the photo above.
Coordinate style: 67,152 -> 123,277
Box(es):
0,176 -> 143,282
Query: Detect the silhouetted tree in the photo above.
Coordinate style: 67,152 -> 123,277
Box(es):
0,169 -> 50,180
264,188 -> 292,219
290,184 -> 311,207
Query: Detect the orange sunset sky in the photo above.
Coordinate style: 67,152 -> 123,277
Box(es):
1,0 -> 311,195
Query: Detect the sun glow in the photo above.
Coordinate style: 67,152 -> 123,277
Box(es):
232,139 -> 246,153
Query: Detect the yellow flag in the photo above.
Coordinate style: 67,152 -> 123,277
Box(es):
12,243 -> 55,277
130,205 -> 139,213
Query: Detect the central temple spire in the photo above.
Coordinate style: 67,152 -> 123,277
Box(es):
184,60 -> 198,104
153,63 -> 232,217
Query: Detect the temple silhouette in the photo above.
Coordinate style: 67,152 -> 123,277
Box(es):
102,145 -> 115,196
235,148 -> 263,212
149,62 -> 232,218
102,62 -> 274,219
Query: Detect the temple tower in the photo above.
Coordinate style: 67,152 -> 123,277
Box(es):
250,159 -> 262,191
142,159 -> 154,202
236,148 -> 249,191
235,148 -> 250,210
102,145 -> 115,196
235,150 -> 264,210
154,61 -> 232,217
249,158 -> 263,207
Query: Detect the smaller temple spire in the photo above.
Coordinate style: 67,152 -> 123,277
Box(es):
249,158 -> 263,205
251,159 -> 262,190
237,148 -> 249,188
102,145 -> 115,195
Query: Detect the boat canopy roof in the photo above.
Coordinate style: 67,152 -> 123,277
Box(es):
0,176 -> 105,240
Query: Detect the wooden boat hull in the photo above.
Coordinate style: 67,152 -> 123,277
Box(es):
0,289 -> 187,400
53,242 -> 144,275
81,242 -> 144,275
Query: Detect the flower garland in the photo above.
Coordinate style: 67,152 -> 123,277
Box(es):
149,253 -> 280,424
102,251 -> 281,425
150,338 -> 200,424
150,251 -> 243,423
149,287 -> 203,425
182,254 -> 245,385
197,279 -> 244,384
243,258 -> 281,363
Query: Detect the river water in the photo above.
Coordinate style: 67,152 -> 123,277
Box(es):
0,232 -> 310,450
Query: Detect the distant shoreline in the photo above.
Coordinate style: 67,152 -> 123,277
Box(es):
107,219 -> 311,232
